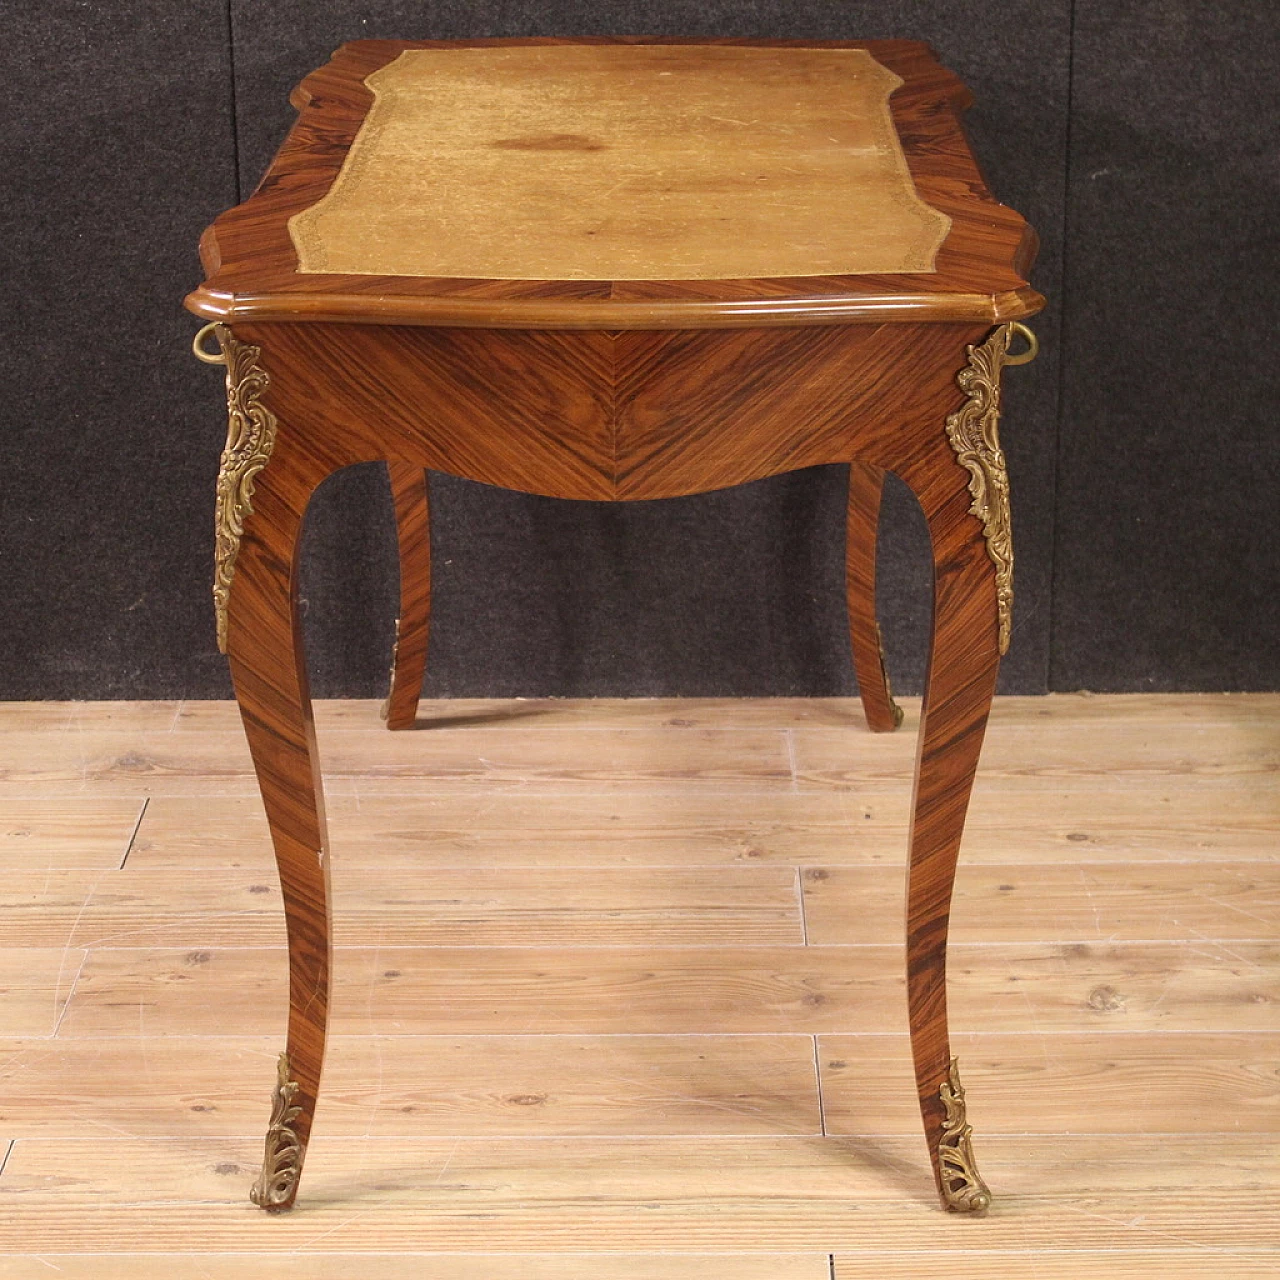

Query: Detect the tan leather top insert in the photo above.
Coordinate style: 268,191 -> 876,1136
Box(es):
289,44 -> 952,281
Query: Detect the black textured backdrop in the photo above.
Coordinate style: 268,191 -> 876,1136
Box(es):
1,2 -> 1275,699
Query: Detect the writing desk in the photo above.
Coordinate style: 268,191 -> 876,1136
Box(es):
186,37 -> 1042,1214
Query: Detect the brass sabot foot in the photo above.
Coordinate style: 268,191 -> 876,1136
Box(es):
249,1052 -> 304,1211
937,1057 -> 992,1214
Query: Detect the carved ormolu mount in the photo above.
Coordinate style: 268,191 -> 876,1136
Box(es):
944,322 -> 1036,655
211,324 -> 279,653
937,1057 -> 992,1213
249,1051 -> 303,1210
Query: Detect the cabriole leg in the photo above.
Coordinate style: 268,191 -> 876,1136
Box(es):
895,323 -> 1029,1213
903,495 -> 998,1213
207,323 -> 333,1212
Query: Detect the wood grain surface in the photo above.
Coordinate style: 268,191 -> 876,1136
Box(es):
383,463 -> 431,730
846,462 -> 903,733
0,799 -> 143,869
185,38 -> 1041,329
184,39 -> 1052,1217
3,1135 -> 1278,1250
186,67 -> 1046,1212
0,694 -> 1276,1271
203,312 -> 1016,1209
4,1031 -> 1274,1138
0,1259 -> 831,1280
385,460 -> 904,735
0,948 -> 86,1037
55,940 -> 1280,1038
204,320 -> 999,503
123,781 -> 1279,866
11,859 -> 1278,950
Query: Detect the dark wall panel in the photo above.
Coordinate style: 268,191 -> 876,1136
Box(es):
230,1 -> 1068,698
1052,2 -> 1280,690
0,3 -> 237,697
4,3 -> 1272,699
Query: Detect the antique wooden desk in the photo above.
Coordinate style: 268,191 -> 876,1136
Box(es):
186,37 -> 1042,1215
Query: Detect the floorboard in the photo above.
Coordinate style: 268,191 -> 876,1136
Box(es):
0,694 -> 1275,1273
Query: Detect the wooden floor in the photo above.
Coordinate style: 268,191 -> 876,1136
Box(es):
0,693 -> 1277,1277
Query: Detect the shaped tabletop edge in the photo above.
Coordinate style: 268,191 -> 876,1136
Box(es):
187,37 -> 1045,330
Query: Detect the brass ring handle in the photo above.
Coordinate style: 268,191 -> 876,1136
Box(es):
192,322 -> 227,365
1003,321 -> 1038,366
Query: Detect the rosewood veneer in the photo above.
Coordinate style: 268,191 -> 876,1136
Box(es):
186,36 -> 1043,1215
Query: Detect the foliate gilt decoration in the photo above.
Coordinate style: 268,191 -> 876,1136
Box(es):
944,322 -> 1029,655
938,1057 -> 992,1213
212,324 -> 279,653
249,1052 -> 304,1210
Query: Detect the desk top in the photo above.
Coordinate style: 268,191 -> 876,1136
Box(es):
187,38 -> 1042,329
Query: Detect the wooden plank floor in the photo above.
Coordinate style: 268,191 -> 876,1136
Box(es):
0,693 -> 1276,1278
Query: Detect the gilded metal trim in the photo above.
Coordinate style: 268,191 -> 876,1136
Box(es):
875,622 -> 905,729
211,324 -> 279,653
192,321 -> 226,365
249,1051 -> 303,1210
937,1057 -> 992,1214
379,616 -> 404,720
944,322 -> 1036,655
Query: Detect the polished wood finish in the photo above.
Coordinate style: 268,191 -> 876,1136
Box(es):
230,321 -> 991,501
186,38 -> 1041,329
386,461 -> 901,735
221,437 -> 332,1206
2,694 -> 1279,1272
183,37 -> 1045,1213
212,317 -> 1005,1210
383,464 -> 431,730
846,463 -> 903,733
